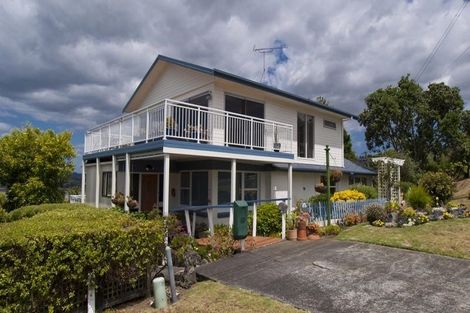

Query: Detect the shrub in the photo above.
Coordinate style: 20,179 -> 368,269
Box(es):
330,189 -> 366,201
349,184 -> 378,199
0,192 -> 6,209
0,204 -> 165,312
445,201 -> 459,209
318,224 -> 341,236
443,211 -> 453,220
400,181 -> 414,194
365,204 -> 387,224
385,200 -> 400,213
308,193 -> 328,203
372,220 -> 385,227
210,224 -> 235,257
3,203 -> 89,223
254,202 -> 282,236
419,171 -> 454,205
406,186 -> 432,210
343,213 -> 362,226
0,208 -> 7,223
415,213 -> 429,225
401,207 -> 417,219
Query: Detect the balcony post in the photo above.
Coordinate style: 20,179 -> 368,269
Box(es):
146,109 -> 150,142
230,159 -> 236,227
250,118 -> 253,149
225,113 -> 228,146
119,120 -> 122,146
197,106 -> 201,143
111,155 -> 116,207
95,158 -> 100,208
99,128 -> 102,150
108,125 -> 111,148
81,160 -> 86,204
163,154 -> 170,217
131,115 -> 135,143
163,100 -> 167,140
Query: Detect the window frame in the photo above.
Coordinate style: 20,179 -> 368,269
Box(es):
101,171 -> 112,198
297,112 -> 315,159
323,119 -> 337,130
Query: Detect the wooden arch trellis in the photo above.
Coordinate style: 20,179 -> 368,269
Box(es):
372,157 -> 405,202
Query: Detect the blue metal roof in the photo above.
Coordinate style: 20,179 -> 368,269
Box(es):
272,159 -> 376,175
122,55 -> 357,119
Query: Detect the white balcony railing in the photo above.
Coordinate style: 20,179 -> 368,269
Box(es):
84,99 -> 293,155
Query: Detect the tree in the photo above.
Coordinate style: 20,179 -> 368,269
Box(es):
0,125 -> 76,210
343,129 -> 356,160
359,74 -> 467,176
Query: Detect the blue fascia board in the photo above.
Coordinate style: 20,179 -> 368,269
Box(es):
83,139 -> 294,161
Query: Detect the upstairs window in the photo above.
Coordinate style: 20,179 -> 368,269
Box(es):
297,113 -> 314,158
323,119 -> 337,130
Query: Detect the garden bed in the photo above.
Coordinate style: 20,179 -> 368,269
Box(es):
337,218 -> 470,259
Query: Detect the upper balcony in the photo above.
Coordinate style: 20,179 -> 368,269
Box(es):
84,99 -> 294,155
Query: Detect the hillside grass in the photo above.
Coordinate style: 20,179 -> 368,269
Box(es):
337,219 -> 470,259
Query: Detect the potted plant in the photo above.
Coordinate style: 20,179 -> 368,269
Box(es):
127,196 -> 139,212
330,170 -> 343,183
286,211 -> 298,240
273,126 -> 281,152
111,192 -> 125,209
306,223 -> 320,240
296,211 -> 310,241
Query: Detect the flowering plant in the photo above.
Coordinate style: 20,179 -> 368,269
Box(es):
331,189 -> 366,202
372,220 -> 384,227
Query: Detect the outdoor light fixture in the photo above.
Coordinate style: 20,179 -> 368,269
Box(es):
145,164 -> 153,172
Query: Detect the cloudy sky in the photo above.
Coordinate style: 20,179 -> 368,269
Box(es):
1,0 -> 469,171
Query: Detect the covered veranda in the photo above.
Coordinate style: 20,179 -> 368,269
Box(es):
81,139 -> 294,238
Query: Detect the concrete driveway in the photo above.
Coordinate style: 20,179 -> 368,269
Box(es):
197,239 -> 470,313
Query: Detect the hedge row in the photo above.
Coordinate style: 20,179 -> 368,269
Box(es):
0,203 -> 91,223
0,205 -> 165,313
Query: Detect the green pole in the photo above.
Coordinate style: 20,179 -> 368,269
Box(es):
325,145 -> 331,226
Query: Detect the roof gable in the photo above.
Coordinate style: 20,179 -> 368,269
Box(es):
123,55 -> 357,119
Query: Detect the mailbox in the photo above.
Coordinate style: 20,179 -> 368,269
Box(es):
232,200 -> 248,240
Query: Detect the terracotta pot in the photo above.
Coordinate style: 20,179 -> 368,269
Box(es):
287,229 -> 297,240
297,220 -> 308,241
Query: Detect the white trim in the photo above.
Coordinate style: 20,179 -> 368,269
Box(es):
162,146 -> 293,163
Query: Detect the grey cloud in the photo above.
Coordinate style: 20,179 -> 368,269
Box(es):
0,0 -> 468,135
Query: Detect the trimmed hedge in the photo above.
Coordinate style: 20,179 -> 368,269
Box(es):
0,204 -> 165,312
248,203 -> 282,236
2,203 -> 90,223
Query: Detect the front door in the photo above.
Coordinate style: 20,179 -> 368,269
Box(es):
141,174 -> 158,212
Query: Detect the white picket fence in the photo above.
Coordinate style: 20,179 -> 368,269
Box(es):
308,198 -> 387,225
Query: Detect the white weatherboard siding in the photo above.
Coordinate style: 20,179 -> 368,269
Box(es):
139,64 -> 214,110
271,171 -> 322,204
85,163 -> 113,208
212,80 -> 344,167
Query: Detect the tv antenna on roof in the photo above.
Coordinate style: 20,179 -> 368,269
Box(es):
253,44 -> 287,83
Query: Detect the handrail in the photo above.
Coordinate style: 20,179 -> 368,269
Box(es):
173,198 -> 290,213
85,98 -> 294,154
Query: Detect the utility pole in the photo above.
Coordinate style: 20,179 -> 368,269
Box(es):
325,145 -> 331,226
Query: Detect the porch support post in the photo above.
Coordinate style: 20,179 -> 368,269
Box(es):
288,163 -> 293,209
207,208 -> 214,236
95,158 -> 100,208
185,209 -> 192,237
252,202 -> 257,237
163,154 -> 170,217
124,153 -> 130,212
192,211 -> 196,237
230,159 -> 236,227
111,155 -> 116,207
81,160 -> 86,204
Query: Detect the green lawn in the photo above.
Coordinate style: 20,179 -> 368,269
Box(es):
337,218 -> 470,259
107,281 -> 305,313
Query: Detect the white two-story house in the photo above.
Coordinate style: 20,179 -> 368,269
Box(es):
81,55 -> 374,233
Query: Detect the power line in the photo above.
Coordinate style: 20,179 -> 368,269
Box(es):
445,44 -> 470,74
415,0 -> 468,81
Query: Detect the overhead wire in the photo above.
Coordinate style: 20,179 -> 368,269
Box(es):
415,0 -> 468,81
